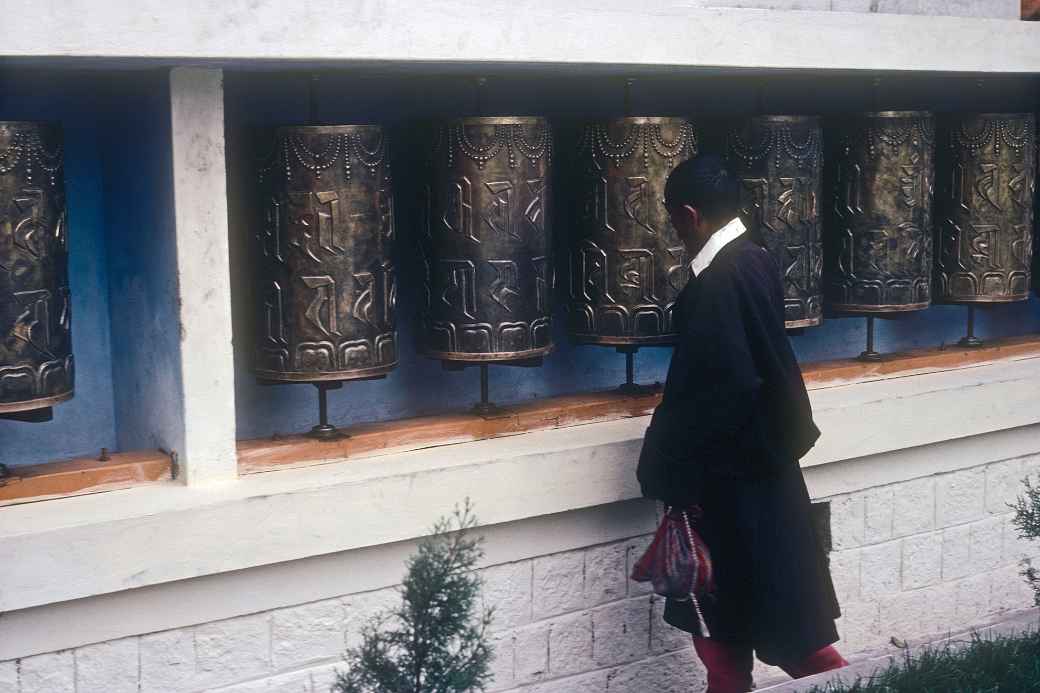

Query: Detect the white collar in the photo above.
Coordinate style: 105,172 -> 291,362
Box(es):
690,217 -> 746,277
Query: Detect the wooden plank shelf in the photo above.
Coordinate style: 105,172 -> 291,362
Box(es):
5,335 -> 1038,497
0,450 -> 173,506
237,335 -> 1040,475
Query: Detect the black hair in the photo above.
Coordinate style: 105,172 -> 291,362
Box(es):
663,154 -> 740,225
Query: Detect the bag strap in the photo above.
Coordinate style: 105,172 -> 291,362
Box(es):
680,509 -> 711,637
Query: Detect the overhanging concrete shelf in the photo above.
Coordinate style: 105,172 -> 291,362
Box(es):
3,4 -> 1039,74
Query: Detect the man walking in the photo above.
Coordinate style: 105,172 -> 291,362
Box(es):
637,155 -> 846,693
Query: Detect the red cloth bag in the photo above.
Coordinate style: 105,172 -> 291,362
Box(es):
631,506 -> 715,636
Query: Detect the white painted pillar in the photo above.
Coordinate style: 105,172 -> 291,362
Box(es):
168,67 -> 238,484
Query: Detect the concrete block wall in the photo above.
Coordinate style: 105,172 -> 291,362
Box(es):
2,454 -> 1038,693
822,455 -> 1040,657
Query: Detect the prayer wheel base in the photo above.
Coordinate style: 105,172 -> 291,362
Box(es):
0,390 -> 72,417
858,350 -> 883,363
785,317 -> 823,330
0,406 -> 55,423
613,345 -> 661,395
471,401 -> 509,419
616,382 -> 660,397
308,423 -> 347,441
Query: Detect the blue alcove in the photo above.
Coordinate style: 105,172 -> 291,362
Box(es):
0,68 -> 180,468
224,69 -> 1040,441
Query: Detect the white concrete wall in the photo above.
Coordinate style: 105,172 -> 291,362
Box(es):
675,0 -> 1019,17
2,452 -> 1037,693
2,2 -> 1036,72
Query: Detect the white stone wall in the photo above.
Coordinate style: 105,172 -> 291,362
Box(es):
821,455 -> 1040,655
1,454 -> 1038,692
676,0 -> 1020,18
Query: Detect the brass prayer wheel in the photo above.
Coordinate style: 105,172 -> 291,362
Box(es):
0,122 -> 73,414
568,117 -> 698,344
935,113 -> 1036,303
824,111 -> 935,313
254,125 -> 397,382
728,115 -> 823,328
421,117 -> 553,361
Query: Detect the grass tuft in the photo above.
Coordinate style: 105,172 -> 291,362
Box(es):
806,629 -> 1040,693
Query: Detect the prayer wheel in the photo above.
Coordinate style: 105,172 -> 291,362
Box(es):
935,113 -> 1036,303
254,125 -> 397,383
0,121 -> 73,415
421,117 -> 553,361
824,111 -> 935,313
728,115 -> 823,328
568,117 -> 698,344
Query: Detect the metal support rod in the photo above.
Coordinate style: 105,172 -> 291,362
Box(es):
615,346 -> 659,395
624,78 -> 635,116
859,315 -> 882,362
308,381 -> 345,441
480,363 -> 490,407
959,305 -> 984,348
472,363 -> 504,417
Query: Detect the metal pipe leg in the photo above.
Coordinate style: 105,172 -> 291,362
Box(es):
308,382 -> 345,440
959,305 -> 984,348
859,315 -> 882,362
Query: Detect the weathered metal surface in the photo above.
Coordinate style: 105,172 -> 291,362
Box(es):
0,122 -> 73,414
824,111 -> 935,313
254,125 -> 397,382
567,117 -> 698,344
728,115 -> 823,328
935,113 -> 1036,303
420,117 -> 553,361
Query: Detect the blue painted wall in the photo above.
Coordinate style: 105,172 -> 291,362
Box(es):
0,72 -> 118,467
101,71 -> 185,456
1,68 -> 1036,462
225,70 -> 1040,440
0,70 -> 178,467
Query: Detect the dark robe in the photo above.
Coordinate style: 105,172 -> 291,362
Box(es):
636,234 -> 840,665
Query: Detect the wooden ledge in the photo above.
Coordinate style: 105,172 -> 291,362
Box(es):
4,336 -> 1038,490
801,334 -> 1040,387
237,335 -> 1040,475
0,450 -> 173,506
237,389 -> 661,474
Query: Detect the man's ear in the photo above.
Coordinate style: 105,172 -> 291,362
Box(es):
681,204 -> 701,230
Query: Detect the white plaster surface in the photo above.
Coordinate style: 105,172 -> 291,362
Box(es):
1,2 -> 1037,72
2,451 -> 1038,691
168,68 -> 239,485
1,356 -> 1039,617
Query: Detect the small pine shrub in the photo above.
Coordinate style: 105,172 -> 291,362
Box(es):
333,500 -> 494,693
1011,475 -> 1040,607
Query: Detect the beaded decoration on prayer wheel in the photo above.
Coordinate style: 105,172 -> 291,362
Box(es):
935,114 -> 1036,304
728,115 -> 823,329
569,117 -> 698,344
824,111 -> 935,360
255,125 -> 396,438
0,122 -> 72,421
420,117 -> 553,362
